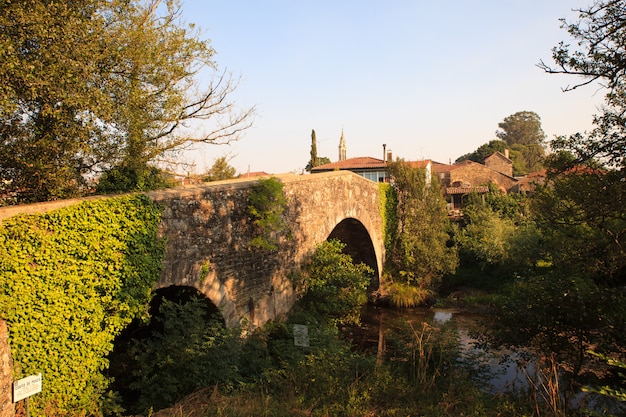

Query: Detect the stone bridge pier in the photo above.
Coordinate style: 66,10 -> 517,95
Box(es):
148,171 -> 385,328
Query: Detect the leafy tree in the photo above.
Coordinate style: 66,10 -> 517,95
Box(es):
298,239 -> 372,325
495,272 -> 621,379
0,0 -> 114,202
538,0 -> 626,168
496,111 -> 546,146
497,111 -> 547,174
450,187 -> 535,290
0,0 -> 254,202
317,156 -> 331,166
96,165 -> 177,194
204,155 -> 237,182
386,160 -> 458,290
455,196 -> 517,270
492,166 -> 626,382
455,139 -> 508,164
511,143 -> 545,175
103,1 -> 253,178
456,112 -> 546,175
531,168 -> 626,286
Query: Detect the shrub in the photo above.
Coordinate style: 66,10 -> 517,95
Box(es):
97,165 -> 177,194
298,239 -> 373,326
387,281 -> 434,308
125,297 -> 241,414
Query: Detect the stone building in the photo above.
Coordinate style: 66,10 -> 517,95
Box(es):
432,159 -> 518,215
484,150 -> 513,177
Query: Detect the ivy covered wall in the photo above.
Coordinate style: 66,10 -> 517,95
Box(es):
0,195 -> 163,416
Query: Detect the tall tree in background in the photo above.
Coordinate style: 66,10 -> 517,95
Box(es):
305,129 -> 329,171
496,111 -> 546,146
538,0 -> 626,169
457,112 -> 546,175
0,0 -> 254,203
496,111 -> 546,175
308,129 -> 318,172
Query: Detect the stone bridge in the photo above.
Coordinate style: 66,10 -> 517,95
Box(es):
148,171 -> 384,327
0,171 -> 385,328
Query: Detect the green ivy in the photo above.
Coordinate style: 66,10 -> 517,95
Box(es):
247,177 -> 289,251
378,182 -> 398,257
0,194 -> 164,416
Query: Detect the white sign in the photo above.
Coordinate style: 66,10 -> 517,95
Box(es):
13,374 -> 42,402
293,324 -> 309,347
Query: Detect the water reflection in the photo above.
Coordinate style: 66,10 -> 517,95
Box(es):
374,306 -> 531,393
432,309 -> 452,324
355,304 -> 525,392
353,304 -> 624,415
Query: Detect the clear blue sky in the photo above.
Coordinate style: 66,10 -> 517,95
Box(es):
180,0 -> 604,175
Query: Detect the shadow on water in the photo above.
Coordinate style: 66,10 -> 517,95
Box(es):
345,303 -> 625,415
346,304 -> 532,393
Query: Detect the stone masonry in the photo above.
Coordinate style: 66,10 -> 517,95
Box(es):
148,171 -> 384,328
0,171 -> 384,330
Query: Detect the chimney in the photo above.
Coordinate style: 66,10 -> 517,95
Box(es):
387,150 -> 392,163
383,144 -> 387,162
504,148 -> 510,159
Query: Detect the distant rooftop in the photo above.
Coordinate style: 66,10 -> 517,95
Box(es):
311,157 -> 387,171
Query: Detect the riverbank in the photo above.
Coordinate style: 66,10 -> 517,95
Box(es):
140,289 -> 624,417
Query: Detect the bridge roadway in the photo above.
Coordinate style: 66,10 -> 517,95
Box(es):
0,171 -> 385,328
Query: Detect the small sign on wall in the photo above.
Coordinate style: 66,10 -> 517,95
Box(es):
293,324 -> 309,347
13,373 -> 42,403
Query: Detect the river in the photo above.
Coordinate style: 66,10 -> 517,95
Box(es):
345,303 -> 624,415
346,304 -> 532,393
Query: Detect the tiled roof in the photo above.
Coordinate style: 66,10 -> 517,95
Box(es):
431,161 -> 456,173
239,171 -> 270,178
484,151 -> 512,163
405,160 -> 431,169
446,186 -> 490,195
312,157 -> 449,172
311,157 -> 387,171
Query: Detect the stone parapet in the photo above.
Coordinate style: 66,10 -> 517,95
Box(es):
0,320 -> 14,417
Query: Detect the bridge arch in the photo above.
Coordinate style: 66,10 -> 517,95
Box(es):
327,218 -> 380,289
150,285 -> 224,325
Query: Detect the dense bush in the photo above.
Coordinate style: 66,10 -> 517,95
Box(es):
297,239 -> 373,325
96,165 -> 177,194
0,195 -> 163,416
123,296 -> 241,414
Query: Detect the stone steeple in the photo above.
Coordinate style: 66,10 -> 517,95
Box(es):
338,129 -> 347,161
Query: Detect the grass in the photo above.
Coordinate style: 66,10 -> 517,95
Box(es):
386,282 -> 434,308
146,315 -> 557,417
